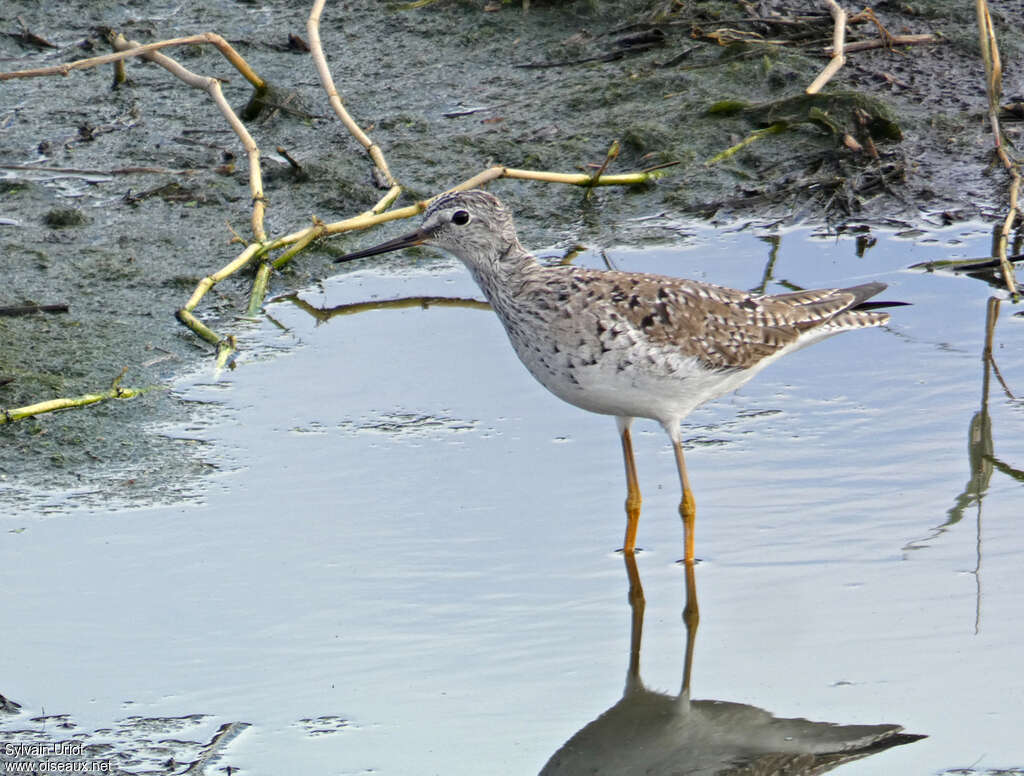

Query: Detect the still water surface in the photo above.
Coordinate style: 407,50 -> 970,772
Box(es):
2,223 -> 1022,774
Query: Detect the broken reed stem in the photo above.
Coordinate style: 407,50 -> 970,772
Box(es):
0,32 -> 266,90
111,34 -> 268,243
976,0 -> 1002,142
271,220 -> 328,269
370,187 -> 402,214
706,123 -> 786,165
2,31 -> 275,366
2,15 -> 667,363
0,31 -> 271,241
245,220 -> 329,315
807,0 -> 847,95
0,385 -> 157,424
177,163 -> 660,359
247,263 -> 274,317
826,32 -> 938,55
308,0 -> 399,192
585,139 -> 621,200
263,164 -> 663,263
976,0 -> 1020,298
181,242 -> 265,314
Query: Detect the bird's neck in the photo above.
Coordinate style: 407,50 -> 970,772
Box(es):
465,238 -> 542,303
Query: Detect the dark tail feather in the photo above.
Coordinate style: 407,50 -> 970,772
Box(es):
841,281 -> 887,306
841,282 -> 909,312
855,299 -> 912,311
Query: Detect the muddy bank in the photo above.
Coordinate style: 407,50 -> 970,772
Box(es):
0,0 -> 1019,511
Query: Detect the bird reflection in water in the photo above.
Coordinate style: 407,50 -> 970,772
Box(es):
540,555 -> 925,775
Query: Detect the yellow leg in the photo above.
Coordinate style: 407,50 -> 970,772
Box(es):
619,418 -> 642,553
672,437 -> 697,565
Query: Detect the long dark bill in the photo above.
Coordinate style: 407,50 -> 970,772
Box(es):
334,228 -> 430,264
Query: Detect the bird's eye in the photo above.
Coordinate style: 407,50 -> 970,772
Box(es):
451,210 -> 471,226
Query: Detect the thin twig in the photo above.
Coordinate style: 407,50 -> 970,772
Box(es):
111,34 -> 268,244
0,163 -> 194,176
706,123 -> 787,165
584,139 -> 620,200
2,7 -> 671,366
807,0 -> 847,95
308,0 -> 400,205
826,32 -> 939,54
0,303 -> 69,316
0,32 -> 266,90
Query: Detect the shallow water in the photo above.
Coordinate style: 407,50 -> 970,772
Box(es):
2,224 -> 1022,774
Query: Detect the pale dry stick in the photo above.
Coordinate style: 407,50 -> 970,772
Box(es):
112,34 -> 268,244
2,31 -> 273,241
704,28 -> 790,47
178,206 -> 422,360
977,0 -> 1002,141
452,165 -> 655,192
258,166 -> 657,257
308,0 -> 400,204
177,240 -> 265,365
180,164 -> 664,362
976,0 -> 1020,298
0,32 -> 266,91
231,0 -> 403,317
2,32 -> 274,368
806,0 -> 847,95
827,32 -> 939,55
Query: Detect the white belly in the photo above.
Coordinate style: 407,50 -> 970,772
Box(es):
520,347 -> 761,426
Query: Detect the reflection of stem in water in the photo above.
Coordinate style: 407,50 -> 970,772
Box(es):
972,298 -> 998,632
751,234 -> 780,296
906,297 -> 1022,634
272,293 -> 491,324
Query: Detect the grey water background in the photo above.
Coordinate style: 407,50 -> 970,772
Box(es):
3,222 -> 1023,774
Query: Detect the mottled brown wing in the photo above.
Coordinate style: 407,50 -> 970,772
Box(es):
572,271 -> 877,370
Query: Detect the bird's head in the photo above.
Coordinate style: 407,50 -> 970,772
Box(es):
334,190 -> 519,272
335,190 -> 520,272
